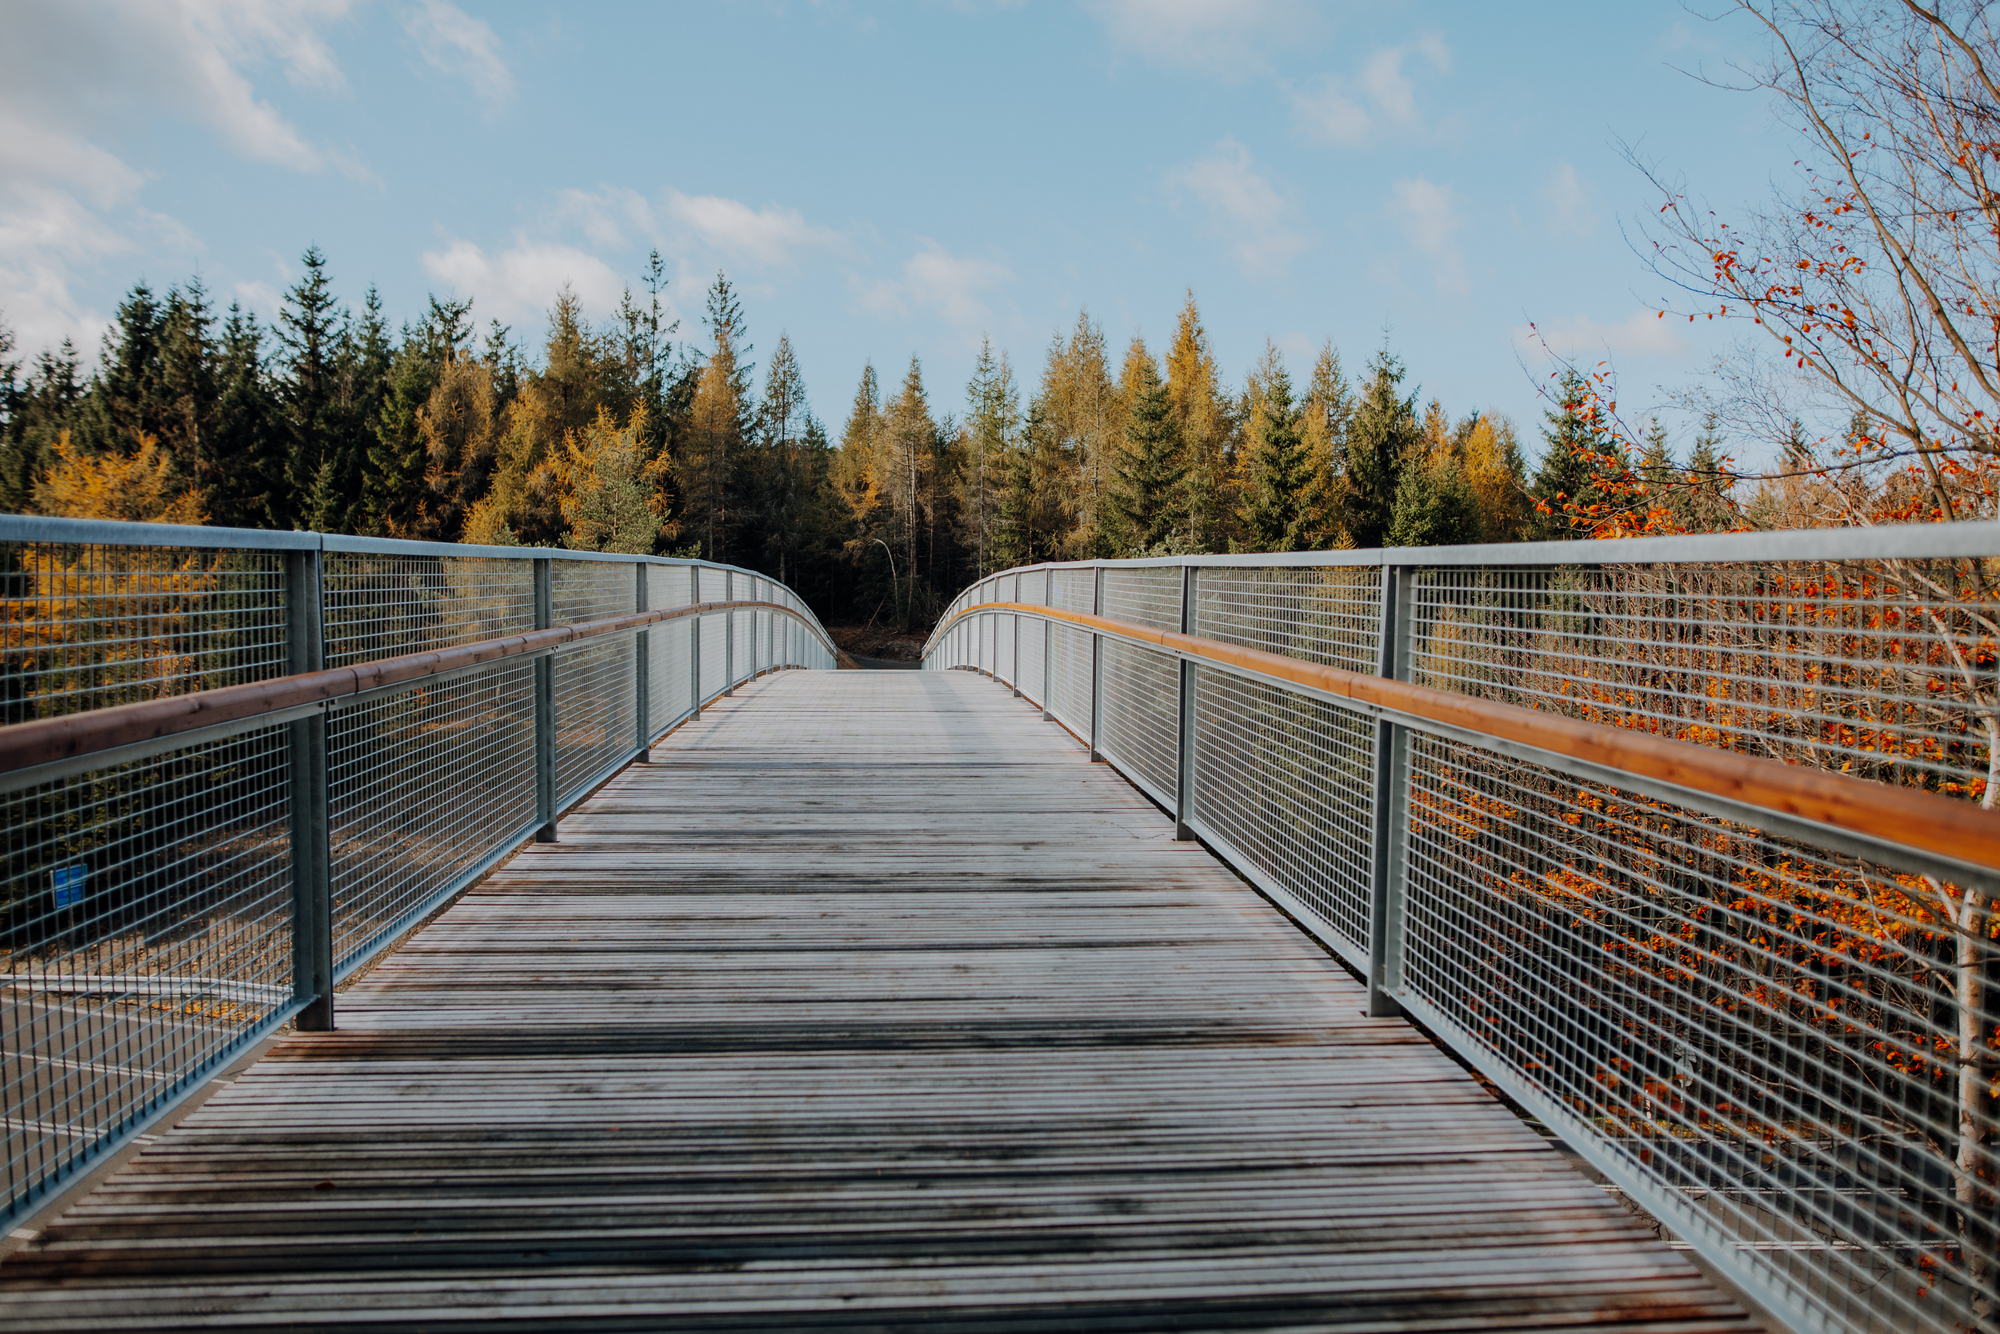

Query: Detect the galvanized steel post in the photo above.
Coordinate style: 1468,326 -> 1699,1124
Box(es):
1088,565 -> 1105,762
1175,562 -> 1197,843
285,546 -> 333,1032
1365,564 -> 1414,1018
723,570 -> 735,696
1041,568 -> 1054,721
634,562 -> 651,763
532,557 -> 558,843
1011,573 -> 1022,698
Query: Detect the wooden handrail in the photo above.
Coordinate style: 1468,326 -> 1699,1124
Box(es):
943,600 -> 2000,878
0,599 -> 823,777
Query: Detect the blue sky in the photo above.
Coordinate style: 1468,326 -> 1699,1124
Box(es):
1,1 -> 1795,460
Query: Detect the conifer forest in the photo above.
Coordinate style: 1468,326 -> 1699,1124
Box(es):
0,247 -> 1747,633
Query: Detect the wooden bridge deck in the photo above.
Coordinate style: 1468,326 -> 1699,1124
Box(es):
0,672 -> 1755,1331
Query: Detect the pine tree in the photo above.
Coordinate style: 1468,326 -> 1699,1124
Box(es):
1299,341 -> 1352,547
881,356 -> 935,627
995,401 -> 1068,568
2,342 -> 84,512
831,361 -> 881,521
1238,351 -> 1310,551
683,274 -> 752,561
1035,310 -> 1116,557
1165,291 -> 1230,551
1460,412 -> 1530,542
1386,450 -> 1479,547
1681,413 -> 1736,532
1530,370 -> 1630,538
364,295 -> 472,537
1343,346 -> 1420,550
959,338 -> 1016,576
1110,351 -> 1187,553
278,245 -> 344,530
752,332 -> 812,582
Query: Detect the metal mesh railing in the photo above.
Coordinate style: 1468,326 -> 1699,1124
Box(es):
0,518 -> 834,1229
0,540 -> 291,724
926,533 -> 2000,1334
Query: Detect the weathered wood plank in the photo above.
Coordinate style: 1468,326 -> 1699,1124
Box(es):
0,672 -> 1758,1331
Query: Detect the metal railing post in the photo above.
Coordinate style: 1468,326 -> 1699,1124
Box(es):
690,600 -> 702,720
1041,568 -> 1054,721
1175,562 -> 1197,843
634,562 -> 651,763
1366,563 -> 1414,1018
723,570 -> 735,696
533,557 -> 558,843
1089,565 -> 1105,762
1012,573 -> 1021,698
285,546 -> 333,1032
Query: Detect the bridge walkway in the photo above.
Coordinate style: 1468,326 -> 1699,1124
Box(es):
0,672 -> 1754,1331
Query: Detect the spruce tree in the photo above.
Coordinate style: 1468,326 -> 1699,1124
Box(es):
208,306 -> 284,529
1238,359 -> 1310,551
1343,347 -> 1421,549
1529,371 -> 1628,538
959,338 -> 1016,575
364,295 -> 471,537
1387,453 -> 1479,546
1110,354 -> 1187,553
278,246 -> 343,530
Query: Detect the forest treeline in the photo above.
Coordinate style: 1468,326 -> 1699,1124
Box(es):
0,248 -> 1741,627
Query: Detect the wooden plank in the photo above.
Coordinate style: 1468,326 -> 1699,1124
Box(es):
0,672 -> 1759,1331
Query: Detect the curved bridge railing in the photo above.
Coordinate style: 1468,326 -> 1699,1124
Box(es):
0,514 -> 836,1230
924,525 -> 2000,1334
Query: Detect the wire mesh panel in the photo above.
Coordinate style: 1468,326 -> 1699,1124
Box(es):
698,567 -> 729,605
1019,615 -> 1047,706
1,540 -> 289,724
1396,732 -> 1998,1334
324,554 -> 534,667
1194,564 -> 1381,671
551,559 -> 633,627
732,609 -> 752,685
1409,559 -> 2000,800
649,619 -> 692,738
1,726 -> 295,1221
1050,568 -> 1095,615
1102,566 -> 1182,633
554,638 -> 636,806
327,660 -> 539,971
995,613 -> 1015,688
1048,623 -> 1093,741
1096,639 -> 1178,808
699,611 -> 727,704
1190,665 -> 1376,963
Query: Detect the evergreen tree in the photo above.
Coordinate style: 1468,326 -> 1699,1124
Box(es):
1343,346 -> 1420,549
364,295 -> 472,537
1387,452 -> 1480,546
1299,340 -> 1352,547
1110,351 -> 1187,553
1681,412 -> 1737,532
1164,291 -> 1230,551
207,305 -> 284,529
958,338 -> 1016,576
751,332 -> 812,583
995,401 -> 1068,568
1238,353 -> 1311,551
683,273 -> 752,561
1530,370 -> 1631,538
2,341 -> 85,512
277,245 -> 345,530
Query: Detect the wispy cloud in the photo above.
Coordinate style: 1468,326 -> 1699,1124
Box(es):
402,0 -> 513,110
1090,0 -> 1312,78
856,240 -> 1013,330
1165,137 -> 1308,277
1517,310 -> 1691,361
1540,162 -> 1595,239
420,235 -> 631,327
1291,35 -> 1449,146
1390,175 -> 1467,295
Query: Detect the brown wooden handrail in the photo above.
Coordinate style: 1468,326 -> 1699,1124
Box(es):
942,600 -> 2000,878
0,599 -> 821,778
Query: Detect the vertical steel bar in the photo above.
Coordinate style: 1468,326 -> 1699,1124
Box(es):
1175,562 -> 1197,842
1011,571 -> 1022,698
1089,565 -> 1105,762
634,562 -> 650,763
690,602 -> 702,720
1366,563 -> 1413,1017
285,546 -> 333,1032
532,557 -> 557,843
723,569 -> 735,696
1041,568 -> 1054,721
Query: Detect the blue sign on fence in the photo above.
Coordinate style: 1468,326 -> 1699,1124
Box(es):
49,865 -> 86,911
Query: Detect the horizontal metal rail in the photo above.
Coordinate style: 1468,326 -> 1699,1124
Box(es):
0,513 -> 838,1234
936,601 -> 2000,887
0,598 -> 827,785
926,535 -> 2000,1334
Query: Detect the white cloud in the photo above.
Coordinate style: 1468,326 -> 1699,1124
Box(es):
1541,162 -> 1594,239
402,0 -> 513,109
1091,0 -> 1312,78
1165,138 -> 1308,277
1291,35 -> 1449,146
0,0 -> 358,357
663,191 -> 842,269
420,236 -> 631,327
857,240 -> 1013,330
1390,176 -> 1466,295
1517,311 -> 1692,361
